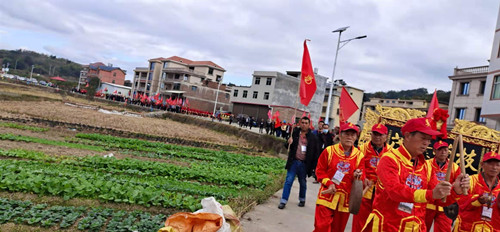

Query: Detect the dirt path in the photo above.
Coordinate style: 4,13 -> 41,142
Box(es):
241,177 -> 353,232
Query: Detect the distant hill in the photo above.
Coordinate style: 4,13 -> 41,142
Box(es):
0,49 -> 83,82
364,87 -> 451,104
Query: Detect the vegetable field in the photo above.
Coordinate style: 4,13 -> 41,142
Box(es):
0,121 -> 286,231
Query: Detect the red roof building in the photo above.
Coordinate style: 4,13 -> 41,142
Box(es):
79,62 -> 126,87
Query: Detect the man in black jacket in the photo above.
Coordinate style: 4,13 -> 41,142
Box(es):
278,116 -> 319,209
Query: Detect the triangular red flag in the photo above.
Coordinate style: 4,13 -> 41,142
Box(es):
339,87 -> 359,124
426,89 -> 439,118
299,40 -> 317,106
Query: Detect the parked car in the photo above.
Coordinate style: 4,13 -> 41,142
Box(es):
17,76 -> 26,81
39,80 -> 47,86
27,78 -> 38,85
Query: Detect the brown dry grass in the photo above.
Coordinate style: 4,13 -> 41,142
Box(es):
0,100 -> 250,147
0,81 -> 127,112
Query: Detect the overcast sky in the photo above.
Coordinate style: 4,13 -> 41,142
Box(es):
1,0 -> 498,93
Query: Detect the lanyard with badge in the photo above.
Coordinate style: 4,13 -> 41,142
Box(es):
331,149 -> 350,185
481,176 -> 499,221
398,159 -> 419,214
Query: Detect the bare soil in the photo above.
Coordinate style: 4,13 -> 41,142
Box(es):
0,100 -> 250,147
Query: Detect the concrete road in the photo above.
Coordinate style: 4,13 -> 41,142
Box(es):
241,177 -> 353,232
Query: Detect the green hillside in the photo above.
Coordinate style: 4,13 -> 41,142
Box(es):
0,49 -> 82,82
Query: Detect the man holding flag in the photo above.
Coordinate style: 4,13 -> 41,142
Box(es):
278,40 -> 319,209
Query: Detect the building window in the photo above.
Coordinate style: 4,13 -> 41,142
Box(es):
225,93 -> 230,99
112,80 -> 115,84
264,92 -> 269,100
233,90 -> 238,97
459,82 -> 470,95
191,86 -> 197,91
175,74 -> 180,79
253,91 -> 258,99
455,108 -> 466,120
173,83 -> 181,90
322,106 -> 327,113
475,108 -> 486,123
135,82 -> 138,87
493,76 -> 500,99
255,77 -> 261,85
184,75 -> 188,81
160,83 -> 165,89
147,83 -> 151,91
336,109 -> 340,115
163,62 -> 168,69
243,90 -> 248,98
148,73 -> 152,81
189,66 -> 194,71
392,100 -> 396,103
216,75 -> 222,82
479,80 -> 486,95
208,68 -> 214,75
113,72 -> 116,77
149,62 -> 155,70
162,72 -> 166,80
266,78 -> 272,85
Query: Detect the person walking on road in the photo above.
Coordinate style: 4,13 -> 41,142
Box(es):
352,123 -> 391,232
424,141 -> 461,232
313,122 -> 364,232
278,117 -> 319,210
362,118 -> 470,232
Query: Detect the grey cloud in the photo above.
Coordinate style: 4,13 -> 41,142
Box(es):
1,0 -> 498,93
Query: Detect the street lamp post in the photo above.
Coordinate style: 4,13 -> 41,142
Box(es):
324,27 -> 366,125
213,76 -> 223,116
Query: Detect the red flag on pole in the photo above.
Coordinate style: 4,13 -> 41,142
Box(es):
339,87 -> 359,125
426,89 -> 438,118
273,110 -> 280,119
299,40 -> 317,106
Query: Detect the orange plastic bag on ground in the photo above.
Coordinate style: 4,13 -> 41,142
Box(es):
158,212 -> 223,232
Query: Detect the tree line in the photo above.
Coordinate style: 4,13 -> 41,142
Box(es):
0,49 -> 82,81
364,87 -> 451,104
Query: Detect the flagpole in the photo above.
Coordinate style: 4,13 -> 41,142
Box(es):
289,39 -> 311,151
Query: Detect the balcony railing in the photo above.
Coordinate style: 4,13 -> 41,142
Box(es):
455,65 -> 489,75
163,67 -> 205,76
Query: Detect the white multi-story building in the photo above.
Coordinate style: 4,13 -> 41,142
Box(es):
481,6 -> 500,130
447,66 -> 496,129
131,56 -> 231,113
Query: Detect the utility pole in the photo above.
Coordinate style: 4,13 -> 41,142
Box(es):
30,65 -> 34,79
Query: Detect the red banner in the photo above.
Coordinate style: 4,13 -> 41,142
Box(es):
299,40 -> 317,106
339,87 -> 359,124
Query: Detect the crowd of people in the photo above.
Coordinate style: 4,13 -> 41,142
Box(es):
278,116 -> 499,232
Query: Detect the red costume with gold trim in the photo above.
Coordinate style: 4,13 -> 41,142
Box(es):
314,143 -> 364,232
352,142 -> 392,232
453,174 -> 500,232
425,157 -> 460,232
362,145 -> 460,232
